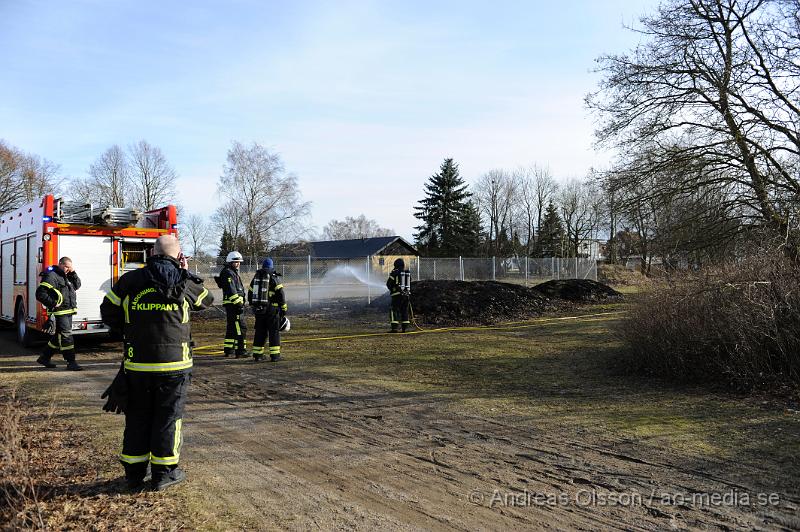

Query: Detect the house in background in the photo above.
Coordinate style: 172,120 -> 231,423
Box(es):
307,236 -> 419,275
577,238 -> 606,260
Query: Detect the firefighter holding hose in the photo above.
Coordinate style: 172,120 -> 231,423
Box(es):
386,258 -> 411,332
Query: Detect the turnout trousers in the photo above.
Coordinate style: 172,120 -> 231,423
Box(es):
390,294 -> 410,332
120,372 -> 190,482
223,306 -> 247,355
41,314 -> 76,363
252,311 -> 280,360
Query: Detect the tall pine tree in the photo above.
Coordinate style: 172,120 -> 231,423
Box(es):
414,159 -> 478,256
218,230 -> 234,261
536,202 -> 566,257
461,200 -> 483,255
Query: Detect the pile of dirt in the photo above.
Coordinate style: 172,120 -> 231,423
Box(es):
371,279 -> 622,325
533,279 -> 623,302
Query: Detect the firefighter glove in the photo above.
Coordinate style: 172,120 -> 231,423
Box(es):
100,365 -> 128,414
43,316 -> 56,336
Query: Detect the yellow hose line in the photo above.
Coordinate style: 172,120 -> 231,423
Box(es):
192,310 -> 625,356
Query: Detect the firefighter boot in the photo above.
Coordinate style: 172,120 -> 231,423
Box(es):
151,468 -> 186,491
65,355 -> 83,371
36,354 -> 56,368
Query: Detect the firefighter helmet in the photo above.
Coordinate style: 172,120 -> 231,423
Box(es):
279,316 -> 290,332
226,251 -> 243,263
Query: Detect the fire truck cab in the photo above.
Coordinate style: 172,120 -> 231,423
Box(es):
0,195 -> 178,345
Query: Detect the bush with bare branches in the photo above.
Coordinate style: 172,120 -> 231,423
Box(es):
618,253 -> 800,389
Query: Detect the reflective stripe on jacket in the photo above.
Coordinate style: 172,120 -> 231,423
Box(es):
36,266 -> 80,315
100,255 -> 213,373
219,266 -> 245,306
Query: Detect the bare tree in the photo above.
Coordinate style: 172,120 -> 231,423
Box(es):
89,145 -> 129,207
128,140 -> 177,211
65,177 -> 102,206
0,141 -> 23,213
216,141 -> 311,255
322,214 -> 394,240
182,214 -> 213,258
558,179 -> 602,258
473,169 -> 519,256
587,0 -> 800,254
516,164 -> 557,256
0,140 -> 61,214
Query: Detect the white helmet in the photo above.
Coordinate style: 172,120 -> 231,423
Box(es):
226,251 -> 243,263
279,316 -> 290,332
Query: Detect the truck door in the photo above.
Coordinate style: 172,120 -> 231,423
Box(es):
57,235 -> 112,322
28,235 -> 38,319
1,241 -> 13,319
116,238 -> 156,277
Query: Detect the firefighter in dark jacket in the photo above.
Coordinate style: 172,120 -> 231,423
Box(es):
35,256 -> 82,370
248,258 -> 287,361
218,251 -> 247,357
386,258 -> 411,332
100,235 -> 213,491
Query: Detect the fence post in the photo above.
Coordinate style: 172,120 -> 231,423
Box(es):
307,255 -> 312,308
433,259 -> 436,281
492,256 -> 496,281
417,256 -> 421,281
459,256 -> 464,281
575,257 -> 578,279
525,256 -> 529,286
366,255 -> 371,305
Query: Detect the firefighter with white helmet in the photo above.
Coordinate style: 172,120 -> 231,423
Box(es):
217,251 -> 247,357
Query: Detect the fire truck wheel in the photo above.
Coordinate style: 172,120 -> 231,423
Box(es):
15,301 -> 36,347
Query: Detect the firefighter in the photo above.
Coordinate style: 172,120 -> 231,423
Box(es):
35,256 -> 82,370
218,251 -> 247,357
248,258 -> 287,362
386,258 -> 411,332
100,235 -> 213,491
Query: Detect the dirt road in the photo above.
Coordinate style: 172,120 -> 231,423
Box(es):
1,323 -> 798,531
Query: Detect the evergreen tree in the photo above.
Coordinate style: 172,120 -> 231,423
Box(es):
218,230 -> 234,260
536,202 -> 566,257
413,158 -> 477,256
460,200 -> 483,255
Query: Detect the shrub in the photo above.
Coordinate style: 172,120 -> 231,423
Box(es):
617,254 -> 800,389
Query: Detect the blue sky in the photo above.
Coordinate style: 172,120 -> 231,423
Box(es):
0,0 -> 657,240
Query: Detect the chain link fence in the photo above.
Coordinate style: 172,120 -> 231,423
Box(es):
191,256 -> 597,309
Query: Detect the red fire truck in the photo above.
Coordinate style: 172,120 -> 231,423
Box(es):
0,195 -> 178,345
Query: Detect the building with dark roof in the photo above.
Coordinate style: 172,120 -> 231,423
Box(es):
310,236 -> 418,275
306,236 -> 417,259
